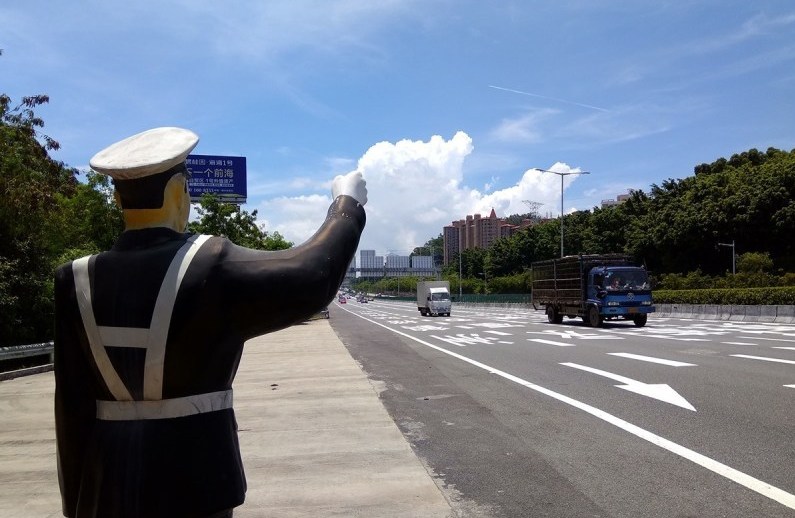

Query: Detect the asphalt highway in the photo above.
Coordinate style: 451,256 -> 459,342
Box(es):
330,300 -> 795,517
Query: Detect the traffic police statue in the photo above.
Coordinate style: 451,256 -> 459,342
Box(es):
54,127 -> 367,517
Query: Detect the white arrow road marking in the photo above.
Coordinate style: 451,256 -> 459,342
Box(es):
338,305 -> 795,511
731,354 -> 795,365
561,362 -> 696,411
608,353 -> 697,367
529,338 -> 576,347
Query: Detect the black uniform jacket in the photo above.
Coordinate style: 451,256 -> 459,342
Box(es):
54,195 -> 365,518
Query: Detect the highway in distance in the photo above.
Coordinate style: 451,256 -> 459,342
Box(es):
330,299 -> 795,517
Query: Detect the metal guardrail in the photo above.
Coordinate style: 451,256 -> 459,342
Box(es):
0,341 -> 54,362
0,341 -> 55,381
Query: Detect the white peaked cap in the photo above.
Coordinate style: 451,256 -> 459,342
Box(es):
90,127 -> 200,180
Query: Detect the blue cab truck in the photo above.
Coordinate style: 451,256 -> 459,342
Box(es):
531,254 -> 655,327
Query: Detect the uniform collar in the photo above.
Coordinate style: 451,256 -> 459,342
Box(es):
112,228 -> 191,251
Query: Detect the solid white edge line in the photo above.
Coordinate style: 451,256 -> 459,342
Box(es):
337,303 -> 795,511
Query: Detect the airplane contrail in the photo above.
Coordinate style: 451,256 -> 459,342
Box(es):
488,85 -> 609,112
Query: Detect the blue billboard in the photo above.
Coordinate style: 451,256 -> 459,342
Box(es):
186,154 -> 247,204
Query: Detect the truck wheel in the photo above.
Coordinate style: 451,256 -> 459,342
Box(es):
587,306 -> 603,328
633,314 -> 647,327
546,306 -> 562,324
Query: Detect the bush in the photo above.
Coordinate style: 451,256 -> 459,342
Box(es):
654,286 -> 795,305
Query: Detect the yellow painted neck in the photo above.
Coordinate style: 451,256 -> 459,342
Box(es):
118,174 -> 190,233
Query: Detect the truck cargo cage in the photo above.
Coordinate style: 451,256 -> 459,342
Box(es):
531,254 -> 633,310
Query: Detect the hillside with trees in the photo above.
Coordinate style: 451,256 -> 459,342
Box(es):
448,147 -> 795,289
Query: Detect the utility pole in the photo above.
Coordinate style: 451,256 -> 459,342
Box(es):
718,240 -> 736,275
458,249 -> 462,299
533,168 -> 590,257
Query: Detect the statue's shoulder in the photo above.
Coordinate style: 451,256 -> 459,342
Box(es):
54,253 -> 95,283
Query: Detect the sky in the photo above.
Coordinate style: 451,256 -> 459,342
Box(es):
3,1 -> 794,257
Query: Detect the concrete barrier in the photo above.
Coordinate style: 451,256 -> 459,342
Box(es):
656,303 -> 795,323
702,305 -> 719,319
775,305 -> 795,324
760,305 -> 777,323
717,305 -> 733,321
743,305 -> 762,322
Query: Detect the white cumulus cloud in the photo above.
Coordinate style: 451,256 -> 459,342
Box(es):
253,132 -> 586,254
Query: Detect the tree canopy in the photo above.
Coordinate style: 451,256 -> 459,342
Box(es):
445,147 -> 795,283
1,94 -> 123,345
187,193 -> 293,251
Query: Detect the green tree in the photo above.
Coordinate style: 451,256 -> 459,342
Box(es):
412,234 -> 443,267
737,252 -> 773,274
187,193 -> 293,250
0,92 -> 84,345
47,171 -> 123,264
0,90 -> 121,345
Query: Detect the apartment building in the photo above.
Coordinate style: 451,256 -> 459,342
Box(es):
442,208 -> 532,265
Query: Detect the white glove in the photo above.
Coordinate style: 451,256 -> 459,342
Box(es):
331,171 -> 368,206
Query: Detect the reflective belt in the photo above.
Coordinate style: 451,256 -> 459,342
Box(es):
72,235 -> 220,419
96,389 -> 233,421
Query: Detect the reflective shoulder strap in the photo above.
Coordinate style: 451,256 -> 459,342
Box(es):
144,234 -> 212,400
72,255 -> 133,401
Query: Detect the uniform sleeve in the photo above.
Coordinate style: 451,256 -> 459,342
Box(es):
218,194 -> 365,339
53,265 -> 97,517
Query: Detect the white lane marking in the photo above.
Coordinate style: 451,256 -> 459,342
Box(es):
529,338 -> 575,347
485,330 -> 512,336
773,347 -> 795,351
731,354 -> 795,365
634,334 -> 711,342
337,304 -> 795,511
785,385 -> 795,389
528,330 -> 622,340
740,336 -> 795,343
431,334 -> 496,347
561,362 -> 696,411
721,342 -> 757,346
608,353 -> 696,367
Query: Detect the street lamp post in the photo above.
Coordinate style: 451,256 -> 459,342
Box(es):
534,168 -> 590,258
458,250 -> 462,299
718,240 -> 736,275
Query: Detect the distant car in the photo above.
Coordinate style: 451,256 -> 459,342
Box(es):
338,295 -> 346,304
357,295 -> 368,303
319,306 -> 330,319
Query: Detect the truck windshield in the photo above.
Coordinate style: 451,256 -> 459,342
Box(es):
431,293 -> 450,301
604,269 -> 649,291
